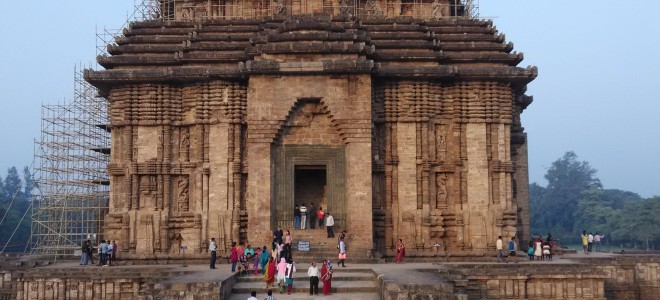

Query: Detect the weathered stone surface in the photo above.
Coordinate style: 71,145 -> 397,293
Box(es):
82,1 -> 540,262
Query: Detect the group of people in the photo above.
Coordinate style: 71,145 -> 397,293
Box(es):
247,259 -> 334,299
581,231 -> 605,253
527,235 -> 554,261
293,204 -> 335,239
496,236 -> 519,263
79,239 -> 117,266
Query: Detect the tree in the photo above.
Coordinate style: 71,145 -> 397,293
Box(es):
4,167 -> 22,200
536,152 -> 601,237
0,166 -> 31,252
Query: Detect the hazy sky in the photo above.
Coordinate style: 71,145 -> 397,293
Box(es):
0,1 -> 658,197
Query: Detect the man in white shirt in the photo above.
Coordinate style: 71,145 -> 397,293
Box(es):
496,236 -> 504,263
300,203 -> 308,230
587,233 -> 594,253
247,291 -> 258,300
307,261 -> 319,295
325,212 -> 335,238
594,232 -> 605,252
209,238 -> 217,269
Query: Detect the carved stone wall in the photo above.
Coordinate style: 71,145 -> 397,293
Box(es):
87,14 -> 536,260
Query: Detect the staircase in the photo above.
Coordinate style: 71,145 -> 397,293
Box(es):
285,228 -> 376,264
227,267 -> 380,299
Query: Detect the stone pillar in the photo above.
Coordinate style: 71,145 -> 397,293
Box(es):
465,123 -> 489,250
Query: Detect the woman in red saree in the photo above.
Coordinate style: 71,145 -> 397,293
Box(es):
395,239 -> 406,263
264,257 -> 276,288
321,260 -> 333,295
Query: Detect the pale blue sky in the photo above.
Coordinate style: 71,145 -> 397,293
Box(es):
0,1 -> 658,197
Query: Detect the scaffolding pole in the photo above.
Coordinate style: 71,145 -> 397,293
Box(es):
30,0 -> 161,255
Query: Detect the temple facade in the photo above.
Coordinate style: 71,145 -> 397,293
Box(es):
86,0 -> 536,260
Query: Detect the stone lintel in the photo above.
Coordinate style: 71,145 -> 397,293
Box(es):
245,59 -> 374,74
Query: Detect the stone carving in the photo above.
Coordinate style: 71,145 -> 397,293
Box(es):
365,0 -> 382,17
339,0 -> 352,15
180,128 -> 190,162
274,0 -> 285,16
436,173 -> 448,206
432,0 -> 442,19
89,6 -> 536,260
178,176 -> 189,211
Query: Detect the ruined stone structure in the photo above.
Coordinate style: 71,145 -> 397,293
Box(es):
86,0 -> 536,260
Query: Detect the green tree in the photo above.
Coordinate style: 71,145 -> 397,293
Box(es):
536,152 -> 601,237
612,197 -> 660,250
0,166 -> 32,252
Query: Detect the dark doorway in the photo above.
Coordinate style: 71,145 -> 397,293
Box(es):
294,166 -> 327,210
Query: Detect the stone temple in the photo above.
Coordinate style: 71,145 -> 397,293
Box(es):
86,0 -> 537,261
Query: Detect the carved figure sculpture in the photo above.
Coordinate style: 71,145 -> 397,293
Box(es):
180,129 -> 190,161
274,0 -> 285,16
432,0 -> 442,19
436,173 -> 448,204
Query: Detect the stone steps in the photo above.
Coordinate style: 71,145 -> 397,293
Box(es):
227,292 -> 379,300
229,268 -> 379,297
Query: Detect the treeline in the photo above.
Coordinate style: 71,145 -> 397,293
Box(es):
0,166 -> 33,252
530,152 -> 660,250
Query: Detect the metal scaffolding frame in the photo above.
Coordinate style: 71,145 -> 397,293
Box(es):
30,0 -> 161,255
31,66 -> 111,255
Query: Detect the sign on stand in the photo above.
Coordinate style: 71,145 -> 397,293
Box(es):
297,240 -> 310,252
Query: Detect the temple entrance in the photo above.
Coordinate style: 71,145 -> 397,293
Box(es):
294,166 -> 327,210
271,145 -> 346,230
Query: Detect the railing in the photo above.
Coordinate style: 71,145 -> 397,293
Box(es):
156,0 -> 478,21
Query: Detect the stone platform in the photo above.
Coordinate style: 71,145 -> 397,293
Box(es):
1,253 -> 658,299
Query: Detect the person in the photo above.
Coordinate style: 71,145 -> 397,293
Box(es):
247,290 -> 258,300
507,237 -> 517,263
284,230 -> 292,245
230,242 -> 239,272
285,260 -> 296,294
543,243 -> 552,261
587,232 -> 594,253
545,233 -> 554,257
496,236 -> 504,263
581,231 -> 589,254
209,238 -> 217,269
273,227 -> 284,245
594,232 -> 605,252
293,205 -> 301,230
86,240 -> 95,265
309,203 -> 316,229
527,245 -> 534,261
99,240 -> 108,266
80,240 -> 89,265
338,239 -> 347,267
317,207 -> 325,228
307,261 -> 319,295
338,230 -> 346,243
107,240 -> 114,266
252,247 -> 261,275
111,241 -> 118,264
264,257 -> 276,288
395,239 -> 406,263
281,243 -> 292,263
534,237 -> 543,261
321,260 -> 333,295
325,212 -> 335,238
276,258 -> 287,294
300,203 -> 308,230
265,289 -> 276,300
260,246 -> 270,275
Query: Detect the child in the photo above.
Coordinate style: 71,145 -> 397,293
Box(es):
543,244 -> 552,261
